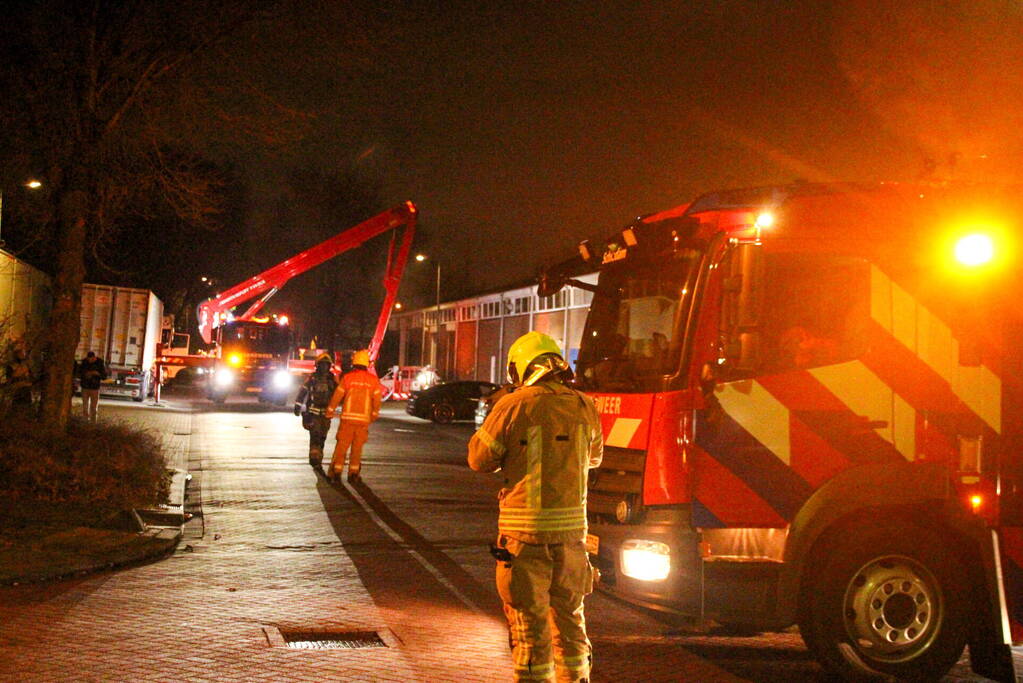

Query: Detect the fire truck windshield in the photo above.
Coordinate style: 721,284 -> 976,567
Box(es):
220,321 -> 291,357
576,250 -> 700,393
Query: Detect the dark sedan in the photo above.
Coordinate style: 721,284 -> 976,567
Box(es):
406,381 -> 500,423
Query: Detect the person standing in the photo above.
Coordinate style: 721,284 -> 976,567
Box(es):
4,341 -> 34,413
293,353 -> 338,467
77,351 -> 107,422
468,331 -> 603,683
325,349 -> 381,483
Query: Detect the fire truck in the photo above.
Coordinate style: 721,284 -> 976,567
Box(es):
539,182 -> 1023,681
194,202 -> 417,403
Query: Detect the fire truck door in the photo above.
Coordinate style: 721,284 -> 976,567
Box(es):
691,252 -> 910,529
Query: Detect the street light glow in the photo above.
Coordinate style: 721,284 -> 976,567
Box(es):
415,253 -> 427,262
25,180 -> 42,189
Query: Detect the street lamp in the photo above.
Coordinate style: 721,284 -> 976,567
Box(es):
415,253 -> 441,366
0,179 -> 43,249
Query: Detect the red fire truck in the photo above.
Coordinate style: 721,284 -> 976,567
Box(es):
193,202 -> 417,403
539,182 -> 1023,681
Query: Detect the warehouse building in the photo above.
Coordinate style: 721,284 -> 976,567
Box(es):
388,273 -> 597,383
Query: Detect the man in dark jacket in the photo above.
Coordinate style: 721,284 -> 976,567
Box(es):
293,353 -> 338,467
77,351 -> 107,422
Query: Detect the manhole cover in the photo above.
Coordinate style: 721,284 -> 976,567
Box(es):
264,627 -> 391,650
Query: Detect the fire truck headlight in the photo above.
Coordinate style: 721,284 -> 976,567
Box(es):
754,212 -> 775,229
214,369 -> 235,387
621,539 -> 671,581
227,353 -> 243,367
272,369 -> 292,389
954,233 -> 995,267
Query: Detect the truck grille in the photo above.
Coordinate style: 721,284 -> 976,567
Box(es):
587,447 -> 644,523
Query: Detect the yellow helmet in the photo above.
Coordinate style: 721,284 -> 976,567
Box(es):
352,349 -> 371,367
315,352 -> 332,367
507,331 -> 567,386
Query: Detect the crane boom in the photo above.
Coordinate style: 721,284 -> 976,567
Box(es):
197,202 -> 418,362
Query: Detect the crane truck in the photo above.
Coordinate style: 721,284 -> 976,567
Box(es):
193,202 -> 417,403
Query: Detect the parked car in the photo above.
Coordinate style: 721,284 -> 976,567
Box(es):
407,381 -> 499,423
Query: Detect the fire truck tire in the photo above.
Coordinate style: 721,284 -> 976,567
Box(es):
799,525 -> 967,682
431,402 -> 455,424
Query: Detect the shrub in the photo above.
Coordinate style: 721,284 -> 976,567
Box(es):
0,415 -> 170,527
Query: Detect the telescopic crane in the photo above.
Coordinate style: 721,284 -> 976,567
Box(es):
191,202 -> 417,403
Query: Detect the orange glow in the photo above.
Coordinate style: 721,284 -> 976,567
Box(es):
228,353 -> 242,367
278,315 -> 289,326
970,494 -> 983,511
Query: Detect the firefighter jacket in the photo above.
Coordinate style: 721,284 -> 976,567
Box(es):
295,370 -> 338,416
326,368 -> 382,423
468,380 -> 603,545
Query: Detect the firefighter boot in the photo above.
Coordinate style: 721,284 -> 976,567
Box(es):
309,446 -> 323,468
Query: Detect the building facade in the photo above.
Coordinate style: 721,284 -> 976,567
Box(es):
389,273 -> 597,383
0,248 -> 51,345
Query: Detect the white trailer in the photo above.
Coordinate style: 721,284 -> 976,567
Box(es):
77,284 -> 163,401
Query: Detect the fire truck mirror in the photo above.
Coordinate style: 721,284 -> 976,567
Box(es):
721,242 -> 764,373
536,269 -> 567,298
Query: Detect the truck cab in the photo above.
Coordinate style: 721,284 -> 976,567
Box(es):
563,182 -> 1023,681
208,318 -> 294,404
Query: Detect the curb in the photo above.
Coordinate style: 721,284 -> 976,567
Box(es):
0,469 -> 189,587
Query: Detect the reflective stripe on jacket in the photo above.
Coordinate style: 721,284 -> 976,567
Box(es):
468,380 -> 603,544
327,369 -> 382,423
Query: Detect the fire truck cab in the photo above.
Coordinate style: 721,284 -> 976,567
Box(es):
207,317 -> 293,404
546,182 -> 1023,681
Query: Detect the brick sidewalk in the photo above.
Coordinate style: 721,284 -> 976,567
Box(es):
0,404 -> 509,682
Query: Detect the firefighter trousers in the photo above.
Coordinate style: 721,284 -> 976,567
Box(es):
496,536 -> 594,682
303,413 -> 330,464
329,420 -> 369,478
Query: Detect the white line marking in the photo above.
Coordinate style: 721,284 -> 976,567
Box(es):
342,481 -> 487,616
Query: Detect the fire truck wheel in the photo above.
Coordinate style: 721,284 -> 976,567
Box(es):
431,402 -> 455,424
800,525 -> 967,682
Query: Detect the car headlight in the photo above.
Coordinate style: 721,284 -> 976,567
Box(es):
272,369 -> 292,389
620,539 -> 671,581
214,368 -> 235,387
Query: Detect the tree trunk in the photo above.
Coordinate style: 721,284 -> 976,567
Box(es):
39,183 -> 90,427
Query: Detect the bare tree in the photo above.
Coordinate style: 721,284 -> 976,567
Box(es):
0,0 -> 308,426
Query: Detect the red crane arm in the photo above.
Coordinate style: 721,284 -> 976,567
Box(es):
198,201 -> 418,345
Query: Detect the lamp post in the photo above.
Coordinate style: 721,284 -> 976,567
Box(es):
415,253 -> 441,367
0,179 -> 43,249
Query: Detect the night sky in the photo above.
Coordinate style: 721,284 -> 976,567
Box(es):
10,1 -> 1022,340
235,1 -> 1023,305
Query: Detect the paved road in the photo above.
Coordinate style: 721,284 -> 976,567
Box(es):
0,396 -> 1008,681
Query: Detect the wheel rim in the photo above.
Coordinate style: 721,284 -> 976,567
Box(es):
435,404 -> 453,421
842,554 -> 943,663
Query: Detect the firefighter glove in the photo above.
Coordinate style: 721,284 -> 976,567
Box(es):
293,404 -> 301,417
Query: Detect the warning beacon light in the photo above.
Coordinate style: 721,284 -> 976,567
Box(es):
954,233 -> 995,267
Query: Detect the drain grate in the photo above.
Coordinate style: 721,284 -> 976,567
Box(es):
276,629 -> 388,650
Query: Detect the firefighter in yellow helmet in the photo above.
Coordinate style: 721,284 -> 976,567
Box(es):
468,331 -> 603,682
294,353 -> 338,467
325,349 -> 381,483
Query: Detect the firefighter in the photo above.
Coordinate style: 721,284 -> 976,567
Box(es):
325,349 -> 381,483
293,352 -> 338,467
468,331 -> 603,683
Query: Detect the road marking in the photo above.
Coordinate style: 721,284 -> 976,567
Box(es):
342,481 -> 487,616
